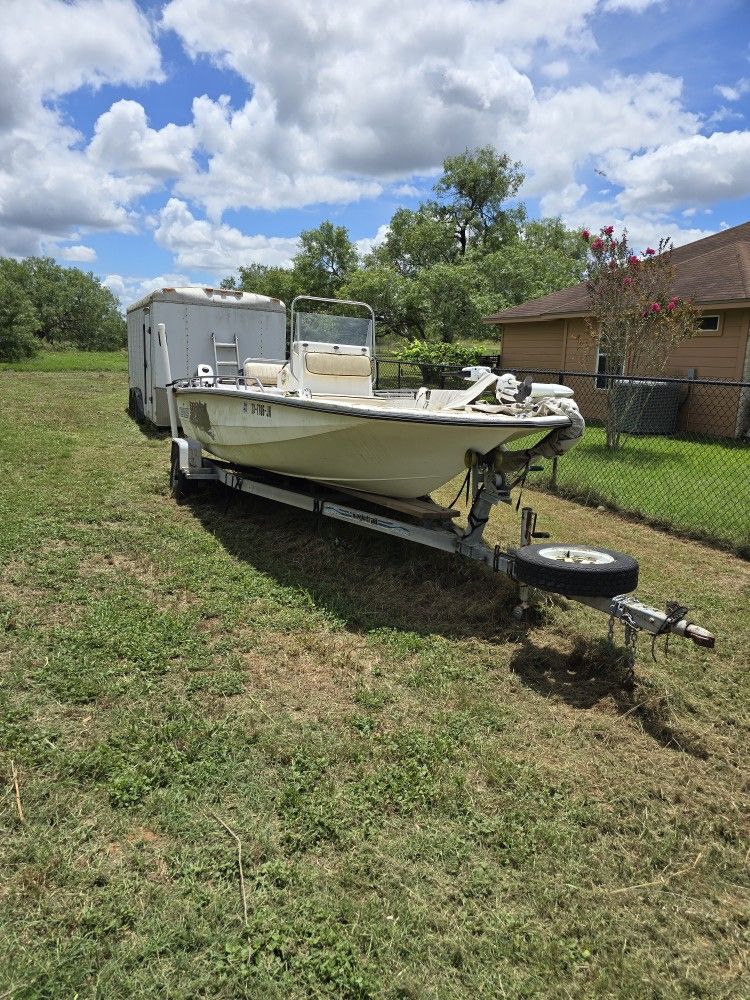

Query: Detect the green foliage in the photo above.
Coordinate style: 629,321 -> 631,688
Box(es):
0,255 -> 125,355
373,206 -> 457,275
294,221 -> 359,299
415,261 -> 488,343
479,218 -> 588,310
392,339 -> 482,366
433,145 -> 525,254
235,262 -> 302,305
0,265 -> 40,361
339,264 -> 426,340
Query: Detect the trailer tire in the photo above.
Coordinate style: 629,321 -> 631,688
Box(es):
128,387 -> 145,424
512,543 -> 638,598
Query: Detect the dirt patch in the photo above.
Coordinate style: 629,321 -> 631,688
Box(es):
78,551 -> 160,586
240,629 -> 385,717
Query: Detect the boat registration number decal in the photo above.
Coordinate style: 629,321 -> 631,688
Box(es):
243,401 -> 272,418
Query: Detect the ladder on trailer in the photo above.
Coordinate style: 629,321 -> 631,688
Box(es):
211,332 -> 241,376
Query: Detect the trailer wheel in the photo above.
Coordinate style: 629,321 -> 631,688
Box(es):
512,543 -> 638,598
128,387 -> 145,423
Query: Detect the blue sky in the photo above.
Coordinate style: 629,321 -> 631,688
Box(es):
1,0 -> 749,307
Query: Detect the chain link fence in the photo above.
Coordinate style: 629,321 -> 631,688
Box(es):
374,359 -> 750,555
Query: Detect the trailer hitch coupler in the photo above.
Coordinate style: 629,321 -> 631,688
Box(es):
684,623 -> 716,649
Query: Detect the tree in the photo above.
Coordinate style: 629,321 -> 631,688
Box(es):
1,257 -> 125,350
0,266 -> 40,361
415,261 -> 490,343
338,265 -> 426,343
584,226 -> 698,448
479,217 -> 587,308
433,146 -> 525,255
293,221 -> 358,299
235,263 -> 301,306
373,207 -> 456,276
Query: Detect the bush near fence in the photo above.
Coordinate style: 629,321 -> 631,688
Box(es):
374,359 -> 750,555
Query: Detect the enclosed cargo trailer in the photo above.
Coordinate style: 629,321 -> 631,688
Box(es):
126,286 -> 286,427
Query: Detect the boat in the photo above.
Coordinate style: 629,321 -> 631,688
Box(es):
169,297 -> 584,499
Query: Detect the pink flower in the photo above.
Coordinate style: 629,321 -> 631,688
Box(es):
650,302 -> 661,313
603,225 -> 614,236
623,276 -> 633,287
591,238 -> 604,250
581,228 -> 590,240
628,255 -> 639,266
645,247 -> 656,256
666,301 -> 676,312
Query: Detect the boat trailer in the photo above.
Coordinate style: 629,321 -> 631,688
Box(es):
169,435 -> 716,663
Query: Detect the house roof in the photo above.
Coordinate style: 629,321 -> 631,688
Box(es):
485,220 -> 750,324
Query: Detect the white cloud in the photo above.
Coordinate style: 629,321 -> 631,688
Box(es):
707,106 -> 744,124
515,73 -> 700,203
0,1 -> 163,255
154,198 -> 300,273
714,79 -> 750,102
104,272 -> 193,309
0,0 -> 747,276
355,224 -> 390,258
602,0 -> 663,11
391,184 -> 423,198
89,100 -> 195,183
610,130 -> 750,212
162,0 -> 600,215
541,60 -> 570,80
57,244 -> 97,262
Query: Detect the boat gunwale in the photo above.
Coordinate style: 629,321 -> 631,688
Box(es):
173,385 -> 571,430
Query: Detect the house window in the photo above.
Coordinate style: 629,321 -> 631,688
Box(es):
698,314 -> 720,334
595,345 -> 623,389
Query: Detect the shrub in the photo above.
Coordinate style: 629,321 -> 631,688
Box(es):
392,339 -> 482,366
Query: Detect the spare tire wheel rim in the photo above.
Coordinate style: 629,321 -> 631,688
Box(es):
536,546 -> 615,566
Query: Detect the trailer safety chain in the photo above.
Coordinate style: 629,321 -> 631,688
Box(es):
608,605 -> 640,667
651,602 -> 689,662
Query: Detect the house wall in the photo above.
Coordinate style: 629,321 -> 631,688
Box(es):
497,308 -> 750,438
500,319 -> 565,371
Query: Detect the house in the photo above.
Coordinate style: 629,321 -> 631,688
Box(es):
484,221 -> 750,437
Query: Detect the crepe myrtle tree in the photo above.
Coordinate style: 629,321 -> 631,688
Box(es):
583,226 -> 698,449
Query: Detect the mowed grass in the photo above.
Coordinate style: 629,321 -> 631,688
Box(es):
0,348 -> 128,372
0,372 -> 748,999
532,426 -> 750,555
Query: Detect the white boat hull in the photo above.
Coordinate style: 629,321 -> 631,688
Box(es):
175,388 -> 569,498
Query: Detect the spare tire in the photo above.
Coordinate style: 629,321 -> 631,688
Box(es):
512,543 -> 638,598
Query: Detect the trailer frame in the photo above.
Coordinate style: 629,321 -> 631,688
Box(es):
169,435 -> 716,662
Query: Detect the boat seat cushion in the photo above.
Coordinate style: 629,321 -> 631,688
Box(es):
243,361 -> 285,385
304,352 -> 372,377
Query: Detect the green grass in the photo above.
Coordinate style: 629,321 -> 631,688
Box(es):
531,426 -> 750,555
0,371 -> 748,998
0,348 -> 128,372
